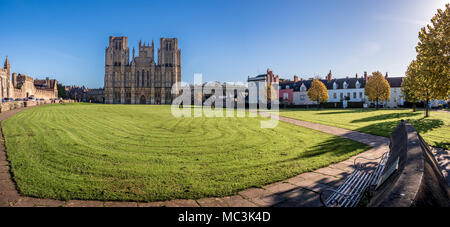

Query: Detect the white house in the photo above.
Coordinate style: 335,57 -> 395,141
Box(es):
277,71 -> 405,107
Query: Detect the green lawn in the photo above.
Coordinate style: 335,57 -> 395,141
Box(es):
3,103 -> 369,202
278,108 -> 450,149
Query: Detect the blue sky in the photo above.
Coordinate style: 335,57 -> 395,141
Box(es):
0,0 -> 447,88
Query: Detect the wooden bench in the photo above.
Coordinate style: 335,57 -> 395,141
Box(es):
320,151 -> 390,207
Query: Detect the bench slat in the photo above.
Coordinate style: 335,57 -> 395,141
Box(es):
323,151 -> 390,207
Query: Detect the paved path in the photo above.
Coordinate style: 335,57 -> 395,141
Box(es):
0,107 -> 442,207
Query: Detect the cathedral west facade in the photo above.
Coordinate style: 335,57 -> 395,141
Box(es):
104,36 -> 181,104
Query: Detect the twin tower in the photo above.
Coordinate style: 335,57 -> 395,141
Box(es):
104,36 -> 181,104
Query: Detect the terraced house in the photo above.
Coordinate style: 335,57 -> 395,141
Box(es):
250,70 -> 405,108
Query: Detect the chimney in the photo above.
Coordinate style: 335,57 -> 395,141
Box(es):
294,75 -> 298,83
326,70 -> 332,81
385,72 -> 388,79
364,71 -> 368,80
355,73 -> 358,79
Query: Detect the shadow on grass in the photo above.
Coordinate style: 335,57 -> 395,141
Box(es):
409,118 -> 445,134
317,109 -> 375,115
351,112 -> 422,123
296,137 -> 365,159
351,118 -> 445,139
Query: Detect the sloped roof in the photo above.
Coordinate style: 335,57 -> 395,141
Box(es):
279,76 -> 403,91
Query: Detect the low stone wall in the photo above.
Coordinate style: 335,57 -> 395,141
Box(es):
368,121 -> 450,207
0,100 -> 75,113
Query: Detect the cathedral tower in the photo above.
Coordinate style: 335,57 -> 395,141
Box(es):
104,36 -> 181,105
105,36 -> 130,104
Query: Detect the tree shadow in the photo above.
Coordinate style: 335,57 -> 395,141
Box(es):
408,118 -> 445,134
296,137 -> 366,159
350,118 -> 445,138
317,109 -> 375,115
351,112 -> 421,123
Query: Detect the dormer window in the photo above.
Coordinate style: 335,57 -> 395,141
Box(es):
286,85 -> 290,89
355,81 -> 360,89
300,84 -> 306,92
343,81 -> 348,89
333,82 -> 337,89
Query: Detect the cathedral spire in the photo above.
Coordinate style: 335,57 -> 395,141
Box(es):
4,56 -> 10,69
132,47 -> 135,58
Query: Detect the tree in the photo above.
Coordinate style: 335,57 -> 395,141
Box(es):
402,60 -> 421,112
364,71 -> 390,110
57,84 -> 67,99
307,79 -> 329,109
404,4 -> 450,117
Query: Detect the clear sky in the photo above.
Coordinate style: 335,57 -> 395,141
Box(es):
0,0 -> 448,88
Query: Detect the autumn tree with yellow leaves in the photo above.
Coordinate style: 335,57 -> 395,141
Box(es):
307,79 -> 329,109
401,61 -> 420,112
364,71 -> 391,110
402,4 -> 450,118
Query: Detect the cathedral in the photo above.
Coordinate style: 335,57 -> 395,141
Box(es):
104,36 -> 181,104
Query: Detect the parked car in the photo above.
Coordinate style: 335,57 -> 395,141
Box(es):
369,103 -> 384,108
2,98 -> 14,103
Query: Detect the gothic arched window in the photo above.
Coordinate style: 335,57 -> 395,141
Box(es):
136,71 -> 140,87
147,71 -> 150,87
142,70 -> 145,88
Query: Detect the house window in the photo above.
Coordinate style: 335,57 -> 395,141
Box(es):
283,93 -> 289,100
347,93 -> 350,99
353,92 -> 356,99
340,93 -> 343,99
359,92 -> 363,99
333,93 -> 337,99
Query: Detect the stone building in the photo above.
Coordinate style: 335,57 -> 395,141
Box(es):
0,57 -> 12,100
104,36 -> 181,104
247,68 -> 280,104
0,56 -> 58,100
86,88 -> 104,103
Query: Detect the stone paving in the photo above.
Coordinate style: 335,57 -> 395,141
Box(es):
0,107 -> 446,207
